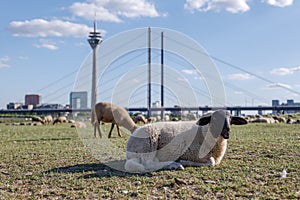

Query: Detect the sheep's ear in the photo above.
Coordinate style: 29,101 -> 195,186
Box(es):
196,116 -> 211,126
231,117 -> 248,125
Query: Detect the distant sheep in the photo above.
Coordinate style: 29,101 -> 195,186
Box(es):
91,102 -> 138,138
31,116 -> 44,124
171,117 -> 179,121
251,117 -> 275,124
71,122 -> 87,128
43,115 -> 53,125
272,115 -> 286,123
53,116 -> 67,125
147,117 -> 157,123
164,115 -> 170,121
133,114 -> 147,124
286,118 -> 300,124
68,119 -> 76,124
125,110 -> 247,173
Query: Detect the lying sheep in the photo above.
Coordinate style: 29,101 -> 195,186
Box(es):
272,115 -> 286,123
71,122 -> 87,128
171,117 -> 179,121
91,102 -> 138,138
125,110 -> 247,173
68,119 -> 76,124
286,118 -> 300,124
251,117 -> 275,124
53,116 -> 67,125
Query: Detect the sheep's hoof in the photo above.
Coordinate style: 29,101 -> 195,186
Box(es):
168,162 -> 184,170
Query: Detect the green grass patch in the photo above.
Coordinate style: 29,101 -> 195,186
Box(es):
0,123 -> 299,199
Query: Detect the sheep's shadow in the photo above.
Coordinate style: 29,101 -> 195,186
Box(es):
44,160 -> 153,178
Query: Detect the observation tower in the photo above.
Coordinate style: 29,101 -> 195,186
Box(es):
88,19 -> 102,109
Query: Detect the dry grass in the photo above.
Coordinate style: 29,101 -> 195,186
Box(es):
0,122 -> 299,199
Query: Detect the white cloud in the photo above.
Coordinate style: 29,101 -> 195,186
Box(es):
292,66 -> 300,71
184,0 -> 293,13
69,0 -> 161,22
271,66 -> 300,75
262,0 -> 293,7
184,0 -> 250,13
0,63 -> 9,68
33,39 -> 59,50
0,56 -> 10,68
228,73 -> 253,80
182,69 -> 198,75
267,83 -> 291,89
270,67 -> 293,75
8,19 -> 103,38
1,56 -> 10,62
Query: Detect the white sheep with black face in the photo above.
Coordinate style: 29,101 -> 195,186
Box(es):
124,110 -> 247,173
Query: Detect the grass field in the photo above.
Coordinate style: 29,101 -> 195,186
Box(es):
0,122 -> 299,199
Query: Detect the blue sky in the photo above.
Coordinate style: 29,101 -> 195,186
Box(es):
1,0 -> 299,109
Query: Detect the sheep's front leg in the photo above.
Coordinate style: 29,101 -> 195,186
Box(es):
166,162 -> 185,170
125,158 -> 184,173
179,157 -> 216,167
116,124 -> 122,137
144,152 -> 184,171
144,160 -> 184,171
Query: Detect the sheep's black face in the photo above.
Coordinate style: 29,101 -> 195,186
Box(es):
197,110 -> 247,140
197,110 -> 231,139
221,114 -> 248,139
221,117 -> 230,139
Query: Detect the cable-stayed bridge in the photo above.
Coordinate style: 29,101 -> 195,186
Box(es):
1,105 -> 300,116
7,27 -> 299,114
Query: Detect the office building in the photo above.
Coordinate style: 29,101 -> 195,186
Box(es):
25,94 -> 41,106
70,91 -> 88,109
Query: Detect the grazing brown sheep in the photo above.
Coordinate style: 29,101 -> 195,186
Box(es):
91,102 -> 138,138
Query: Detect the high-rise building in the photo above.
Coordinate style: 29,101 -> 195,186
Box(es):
151,101 -> 161,115
272,99 -> 300,114
70,91 -> 88,109
272,99 -> 280,106
287,99 -> 294,106
272,99 -> 280,114
25,94 -> 41,106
